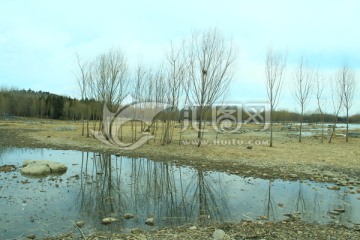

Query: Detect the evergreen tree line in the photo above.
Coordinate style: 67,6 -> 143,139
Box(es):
0,87 -> 359,123
0,88 -> 102,120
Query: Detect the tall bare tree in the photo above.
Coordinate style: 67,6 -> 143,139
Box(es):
162,42 -> 186,144
292,56 -> 312,142
315,70 -> 326,143
338,65 -> 356,142
265,48 -> 286,147
328,72 -> 344,143
75,53 -> 92,136
187,28 -> 236,147
92,49 -> 130,111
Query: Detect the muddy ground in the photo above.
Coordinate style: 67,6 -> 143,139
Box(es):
1,119 -> 360,239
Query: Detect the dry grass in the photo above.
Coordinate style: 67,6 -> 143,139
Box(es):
1,118 -> 360,181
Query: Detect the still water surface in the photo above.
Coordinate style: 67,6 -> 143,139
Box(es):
0,148 -> 359,239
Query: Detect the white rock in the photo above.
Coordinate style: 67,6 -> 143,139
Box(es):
21,160 -> 67,176
48,162 -> 67,173
21,163 -> 51,176
213,229 -> 225,240
75,221 -> 86,228
189,226 -> 197,230
145,217 -> 154,225
102,217 -> 118,224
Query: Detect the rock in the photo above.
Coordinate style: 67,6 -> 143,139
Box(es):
189,226 -> 197,230
134,234 -> 147,240
102,217 -> 118,224
329,210 -> 340,215
131,228 -> 144,234
75,221 -> 85,228
21,163 -> 51,176
333,208 -> 345,213
327,185 -> 341,190
145,217 -> 154,226
212,229 -> 225,240
124,213 -> 135,219
337,181 -> 348,186
323,172 -> 336,178
257,215 -> 268,220
27,234 -> 36,239
283,213 -> 300,219
21,160 -> 67,176
48,162 -> 67,173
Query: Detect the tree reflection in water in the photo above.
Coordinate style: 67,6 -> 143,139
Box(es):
1,148 -> 360,238
77,152 -> 230,230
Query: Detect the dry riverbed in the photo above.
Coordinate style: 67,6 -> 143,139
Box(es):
1,119 -> 360,239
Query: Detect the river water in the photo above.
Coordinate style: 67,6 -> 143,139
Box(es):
0,147 -> 359,239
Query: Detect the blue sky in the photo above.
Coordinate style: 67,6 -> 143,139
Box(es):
0,0 -> 359,114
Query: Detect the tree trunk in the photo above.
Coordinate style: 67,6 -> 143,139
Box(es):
346,109 -> 349,143
269,108 -> 273,147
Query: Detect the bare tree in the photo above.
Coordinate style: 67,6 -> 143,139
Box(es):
265,48 -> 286,147
93,49 -> 130,111
131,62 -> 149,142
187,28 -> 236,147
130,63 -> 165,142
338,65 -> 356,142
75,53 -> 91,136
162,41 -> 186,144
292,56 -> 312,142
314,70 -> 326,143
328,73 -> 344,143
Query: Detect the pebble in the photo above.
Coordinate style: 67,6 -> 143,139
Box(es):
27,234 -> 36,239
257,216 -> 268,220
123,213 -> 135,219
75,221 -> 85,228
145,217 -> 154,226
327,185 -> 341,190
212,229 -> 225,240
333,208 -> 345,213
131,228 -> 144,234
329,210 -> 340,215
102,217 -> 118,224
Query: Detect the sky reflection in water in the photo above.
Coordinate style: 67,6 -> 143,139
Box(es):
0,147 -> 359,239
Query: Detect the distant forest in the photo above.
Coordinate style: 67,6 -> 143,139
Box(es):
0,88 -> 359,123
0,88 -> 101,120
